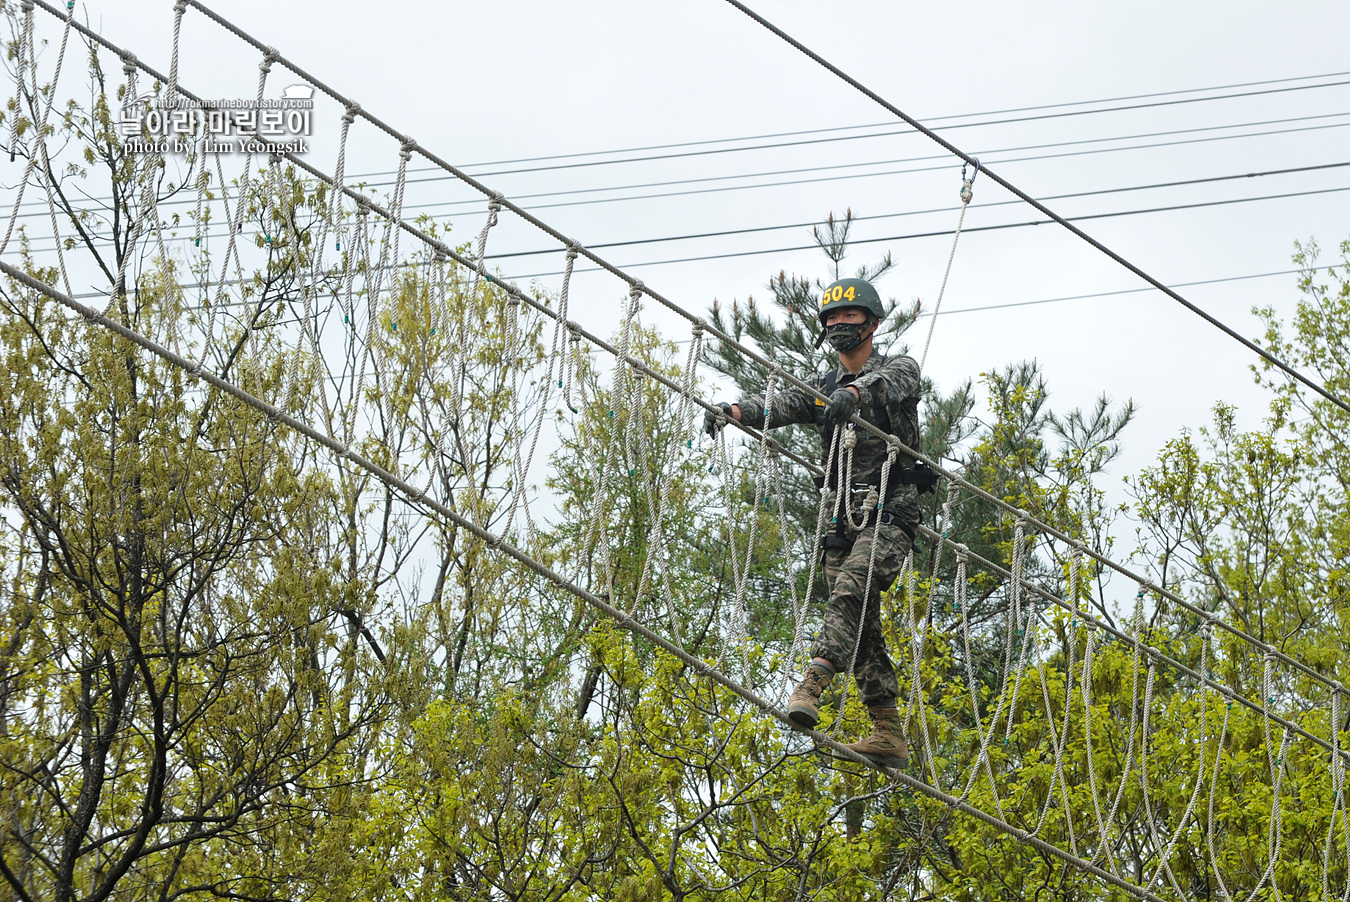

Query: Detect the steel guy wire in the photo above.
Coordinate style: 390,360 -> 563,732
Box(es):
0,260 -> 1184,902
23,0 -> 1348,773
721,0 -> 1350,415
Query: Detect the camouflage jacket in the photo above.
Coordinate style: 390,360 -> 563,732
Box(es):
735,348 -> 922,522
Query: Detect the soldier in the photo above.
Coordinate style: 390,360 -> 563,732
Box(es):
704,277 -> 928,769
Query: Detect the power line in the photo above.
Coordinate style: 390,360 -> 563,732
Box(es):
22,158 -> 1347,259
344,74 -> 1350,182
343,68 -> 1349,175
372,114 -> 1350,208
719,0 -> 1350,415
415,120 -> 1350,217
503,184 -> 1350,278
477,161 -> 1350,261
14,109 -> 1347,224
928,268 -> 1302,318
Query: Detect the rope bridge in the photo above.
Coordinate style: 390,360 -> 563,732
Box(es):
2,2 -> 1347,899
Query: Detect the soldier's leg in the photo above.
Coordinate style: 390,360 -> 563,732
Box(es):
848,521 -> 911,706
810,542 -> 862,676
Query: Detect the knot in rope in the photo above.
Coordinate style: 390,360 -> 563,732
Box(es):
628,279 -> 645,296
954,542 -> 968,562
174,0 -> 188,12
355,198 -> 371,217
342,102 -> 361,123
399,138 -> 415,160
564,240 -> 580,260
260,47 -> 279,71
691,318 -> 706,337
841,426 -> 858,451
119,50 -> 138,75
487,191 -> 505,213
20,0 -> 34,13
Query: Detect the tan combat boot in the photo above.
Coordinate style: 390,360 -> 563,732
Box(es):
842,706 -> 909,769
786,664 -> 834,728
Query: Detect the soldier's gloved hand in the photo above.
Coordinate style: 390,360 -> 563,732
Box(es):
703,402 -> 734,437
823,387 -> 858,426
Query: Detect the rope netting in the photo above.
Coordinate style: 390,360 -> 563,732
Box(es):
2,3 -> 1348,899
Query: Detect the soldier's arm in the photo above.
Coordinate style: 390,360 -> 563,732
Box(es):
853,354 -> 920,424
735,378 -> 821,430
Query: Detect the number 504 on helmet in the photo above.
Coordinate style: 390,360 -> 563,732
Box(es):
818,278 -> 886,325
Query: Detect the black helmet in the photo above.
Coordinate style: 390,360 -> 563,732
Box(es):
818,278 -> 885,325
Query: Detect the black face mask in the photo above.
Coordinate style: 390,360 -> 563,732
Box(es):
825,322 -> 867,353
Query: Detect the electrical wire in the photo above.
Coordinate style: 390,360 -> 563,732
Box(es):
334,72 -> 1350,181
502,184 -> 1350,278
10,114 -> 1347,236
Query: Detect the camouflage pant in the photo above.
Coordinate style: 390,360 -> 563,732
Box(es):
812,520 -> 913,707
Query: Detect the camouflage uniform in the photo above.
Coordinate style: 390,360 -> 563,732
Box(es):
736,347 -> 922,707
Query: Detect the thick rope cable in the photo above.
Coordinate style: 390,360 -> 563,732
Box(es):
955,541 -> 1010,823
1087,590 -> 1151,874
50,0 -> 1337,707
1324,686 -> 1350,902
0,0 -> 74,260
1144,624 -> 1210,896
917,160 -> 977,372
1207,687 -> 1238,902
0,259 -> 1184,902
1135,653 -> 1190,898
717,0 -> 1350,416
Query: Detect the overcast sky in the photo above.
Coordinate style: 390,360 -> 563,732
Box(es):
19,1 -> 1350,572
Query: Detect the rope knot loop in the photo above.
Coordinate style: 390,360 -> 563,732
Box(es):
564,240 -> 581,260
399,138 -> 416,159
628,279 -> 645,296
691,318 -> 706,337
954,543 -> 968,561
342,102 -> 361,123
20,0 -> 34,13
842,427 -> 858,451
487,191 -> 505,212
174,0 -> 188,12
261,47 -> 280,69
119,50 -> 138,74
